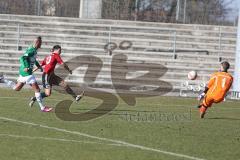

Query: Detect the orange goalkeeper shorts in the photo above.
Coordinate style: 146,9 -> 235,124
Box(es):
202,94 -> 224,108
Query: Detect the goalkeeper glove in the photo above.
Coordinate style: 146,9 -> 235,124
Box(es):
198,92 -> 205,101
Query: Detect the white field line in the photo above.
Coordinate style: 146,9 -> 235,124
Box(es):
0,133 -> 124,147
0,116 -> 205,160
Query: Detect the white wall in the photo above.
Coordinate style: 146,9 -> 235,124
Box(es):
79,0 -> 102,19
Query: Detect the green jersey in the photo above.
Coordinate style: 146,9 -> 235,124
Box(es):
19,45 -> 41,77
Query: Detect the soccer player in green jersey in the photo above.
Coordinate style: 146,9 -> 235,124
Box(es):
0,36 -> 52,112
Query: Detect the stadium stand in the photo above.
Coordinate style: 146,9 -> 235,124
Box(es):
0,14 -> 237,96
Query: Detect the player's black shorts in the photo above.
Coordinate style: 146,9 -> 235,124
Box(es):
42,72 -> 63,89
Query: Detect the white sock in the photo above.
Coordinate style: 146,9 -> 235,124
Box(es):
35,92 -> 45,110
3,79 -> 16,90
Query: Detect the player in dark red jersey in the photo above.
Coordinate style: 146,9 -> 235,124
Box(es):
29,45 -> 84,107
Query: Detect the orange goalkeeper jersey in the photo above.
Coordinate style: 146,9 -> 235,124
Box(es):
207,72 -> 233,100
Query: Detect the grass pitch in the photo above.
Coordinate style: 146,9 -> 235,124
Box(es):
0,88 -> 239,160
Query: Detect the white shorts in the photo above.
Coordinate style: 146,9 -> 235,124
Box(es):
17,75 -> 37,85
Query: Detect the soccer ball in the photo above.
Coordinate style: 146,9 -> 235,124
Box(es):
188,71 -> 197,80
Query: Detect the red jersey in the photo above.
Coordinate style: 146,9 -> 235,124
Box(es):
41,52 -> 64,74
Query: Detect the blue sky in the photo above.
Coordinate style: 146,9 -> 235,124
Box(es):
226,0 -> 239,11
225,0 -> 239,21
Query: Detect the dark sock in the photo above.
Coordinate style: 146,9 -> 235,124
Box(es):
40,92 -> 48,99
33,92 -> 47,101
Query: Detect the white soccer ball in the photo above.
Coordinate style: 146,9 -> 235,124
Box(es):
188,71 -> 197,80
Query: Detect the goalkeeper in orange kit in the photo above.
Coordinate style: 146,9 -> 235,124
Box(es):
197,61 -> 233,118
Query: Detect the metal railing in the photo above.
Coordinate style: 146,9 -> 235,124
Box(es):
12,20 -> 232,64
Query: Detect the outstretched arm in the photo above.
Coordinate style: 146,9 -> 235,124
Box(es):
63,63 -> 72,74
32,67 -> 39,73
198,87 -> 209,101
34,61 -> 43,72
55,54 -> 72,74
202,86 -> 209,94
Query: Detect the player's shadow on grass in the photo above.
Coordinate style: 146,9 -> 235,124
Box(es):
207,117 -> 240,121
75,108 -> 163,113
63,108 -> 163,117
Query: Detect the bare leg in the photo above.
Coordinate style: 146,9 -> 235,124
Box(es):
44,87 -> 52,97
29,86 -> 52,108
30,82 -> 45,110
14,82 -> 25,91
52,74 -> 84,101
2,78 -> 24,91
59,80 -> 77,99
